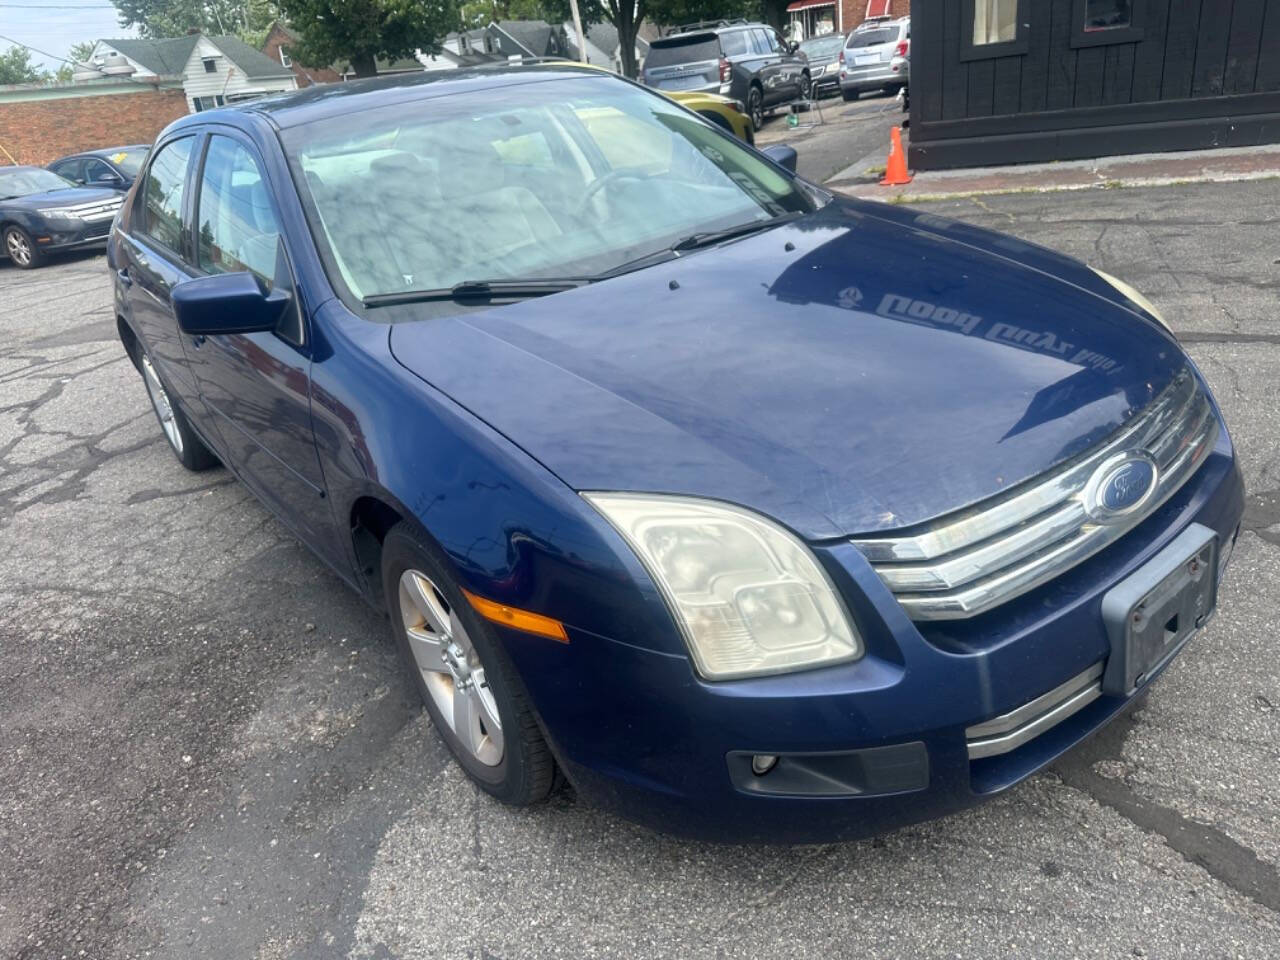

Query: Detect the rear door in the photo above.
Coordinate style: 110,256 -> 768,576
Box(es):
49,157 -> 86,185
119,134 -> 206,420
183,130 -> 340,560
642,32 -> 722,91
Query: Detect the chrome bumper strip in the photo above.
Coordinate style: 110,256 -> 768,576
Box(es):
966,663 -> 1105,759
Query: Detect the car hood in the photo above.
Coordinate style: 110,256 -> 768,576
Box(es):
388,199 -> 1185,540
3,187 -> 120,211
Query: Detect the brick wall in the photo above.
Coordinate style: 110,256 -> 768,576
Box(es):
0,88 -> 189,166
262,24 -> 343,88
838,0 -> 911,32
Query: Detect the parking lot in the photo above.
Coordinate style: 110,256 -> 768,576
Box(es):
1,177 -> 1277,959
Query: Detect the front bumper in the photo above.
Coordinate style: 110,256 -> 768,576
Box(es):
33,218 -> 113,253
502,415 -> 1244,843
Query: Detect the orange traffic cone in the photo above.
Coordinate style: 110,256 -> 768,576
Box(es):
880,125 -> 912,186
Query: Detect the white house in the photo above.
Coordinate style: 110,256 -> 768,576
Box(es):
87,35 -> 297,113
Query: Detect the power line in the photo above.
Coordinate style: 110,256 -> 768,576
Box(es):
0,33 -> 163,89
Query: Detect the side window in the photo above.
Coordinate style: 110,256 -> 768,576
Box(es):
195,135 -> 281,282
767,30 -> 785,53
719,31 -> 750,57
141,137 -> 194,254
749,29 -> 772,55
84,159 -> 115,184
52,159 -> 85,184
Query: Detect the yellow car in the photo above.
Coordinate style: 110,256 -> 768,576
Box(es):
665,90 -> 755,145
532,60 -> 754,144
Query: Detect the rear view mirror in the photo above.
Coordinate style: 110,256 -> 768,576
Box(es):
172,270 -> 290,336
761,144 -> 798,173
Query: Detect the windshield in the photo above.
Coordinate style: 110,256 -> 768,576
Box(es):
108,148 -> 150,177
848,27 -> 895,48
284,75 -> 818,305
800,35 -> 845,58
0,168 -> 73,199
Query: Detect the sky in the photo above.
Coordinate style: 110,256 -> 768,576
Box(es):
0,2 -> 137,74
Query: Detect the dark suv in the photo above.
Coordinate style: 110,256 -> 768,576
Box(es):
641,20 -> 810,129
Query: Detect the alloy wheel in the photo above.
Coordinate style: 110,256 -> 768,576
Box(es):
141,354 -> 184,455
749,89 -> 764,130
399,568 -> 504,766
5,229 -> 31,267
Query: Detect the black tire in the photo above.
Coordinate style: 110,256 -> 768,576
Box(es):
747,85 -> 764,130
381,523 -> 557,806
3,225 -> 44,269
138,350 -> 220,471
799,72 -> 812,102
842,87 -> 859,102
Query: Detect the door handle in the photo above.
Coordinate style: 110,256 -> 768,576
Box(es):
116,267 -> 132,288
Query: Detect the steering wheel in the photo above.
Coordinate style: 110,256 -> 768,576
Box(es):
573,169 -> 652,217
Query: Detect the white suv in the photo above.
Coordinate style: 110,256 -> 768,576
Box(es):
838,16 -> 910,102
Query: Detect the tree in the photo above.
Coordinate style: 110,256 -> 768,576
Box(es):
111,0 -> 281,41
0,46 -> 45,85
275,0 -> 457,77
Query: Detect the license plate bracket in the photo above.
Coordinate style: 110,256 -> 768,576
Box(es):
1101,523 -> 1217,696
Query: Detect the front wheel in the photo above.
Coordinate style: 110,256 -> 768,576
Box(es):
382,524 -> 557,805
4,225 -> 43,269
747,86 -> 764,130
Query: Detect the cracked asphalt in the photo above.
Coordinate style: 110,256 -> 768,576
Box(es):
1,178 -> 1278,960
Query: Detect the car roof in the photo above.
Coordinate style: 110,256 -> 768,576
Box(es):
166,64 -> 623,132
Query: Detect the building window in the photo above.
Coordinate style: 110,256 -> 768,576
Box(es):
973,0 -> 1018,44
202,57 -> 218,73
279,45 -> 292,67
1070,0 -> 1144,46
1084,0 -> 1131,30
192,95 -> 224,111
959,0 -> 1028,60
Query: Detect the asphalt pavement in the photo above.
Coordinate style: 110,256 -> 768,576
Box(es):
1,176 -> 1277,959
755,88 -> 905,184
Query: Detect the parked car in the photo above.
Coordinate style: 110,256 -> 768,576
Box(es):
641,20 -> 809,129
797,32 -> 846,98
667,89 -> 755,143
0,165 -> 123,269
48,145 -> 150,193
839,15 -> 910,101
109,66 -> 1243,843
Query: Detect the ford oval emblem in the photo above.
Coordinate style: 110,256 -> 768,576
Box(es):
1086,454 -> 1158,522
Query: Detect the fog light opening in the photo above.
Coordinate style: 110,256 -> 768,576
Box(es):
751,754 -> 779,776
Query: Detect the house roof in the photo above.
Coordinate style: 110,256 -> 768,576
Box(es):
100,34 -> 294,80
206,35 -> 296,79
100,36 -> 198,77
494,20 -> 555,56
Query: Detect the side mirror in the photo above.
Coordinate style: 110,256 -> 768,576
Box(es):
789,41 -> 800,54
761,143 -> 798,173
95,171 -> 125,185
172,271 -> 290,336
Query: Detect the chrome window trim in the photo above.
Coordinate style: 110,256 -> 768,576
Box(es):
853,370 -> 1219,620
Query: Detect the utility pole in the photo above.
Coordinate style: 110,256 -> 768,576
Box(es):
569,0 -> 587,63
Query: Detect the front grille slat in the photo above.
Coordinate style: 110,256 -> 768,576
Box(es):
853,369 -> 1218,621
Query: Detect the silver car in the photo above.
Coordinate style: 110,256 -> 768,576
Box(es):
839,16 -> 909,102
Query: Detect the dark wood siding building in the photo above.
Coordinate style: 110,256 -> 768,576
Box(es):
909,0 -> 1280,169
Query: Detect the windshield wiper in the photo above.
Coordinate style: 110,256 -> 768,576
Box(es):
669,213 -> 804,253
594,213 -> 804,281
363,278 -> 589,308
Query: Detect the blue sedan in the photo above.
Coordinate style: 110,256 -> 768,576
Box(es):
108,66 -> 1243,842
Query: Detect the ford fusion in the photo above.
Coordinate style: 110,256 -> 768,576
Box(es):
1,166 -> 123,269
107,67 -> 1243,842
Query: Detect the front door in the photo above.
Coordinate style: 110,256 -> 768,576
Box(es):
182,131 -> 341,563
121,134 -> 206,420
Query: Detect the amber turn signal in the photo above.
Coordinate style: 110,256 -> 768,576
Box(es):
462,589 -> 569,643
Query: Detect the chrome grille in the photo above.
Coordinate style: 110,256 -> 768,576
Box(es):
852,370 -> 1218,620
65,199 -> 122,222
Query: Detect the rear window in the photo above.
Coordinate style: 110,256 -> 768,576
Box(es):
646,34 -> 720,68
848,27 -> 895,48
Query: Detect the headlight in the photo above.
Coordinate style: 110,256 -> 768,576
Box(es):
1092,267 -> 1173,334
825,62 -> 839,74
585,494 -> 862,680
41,208 -> 81,221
